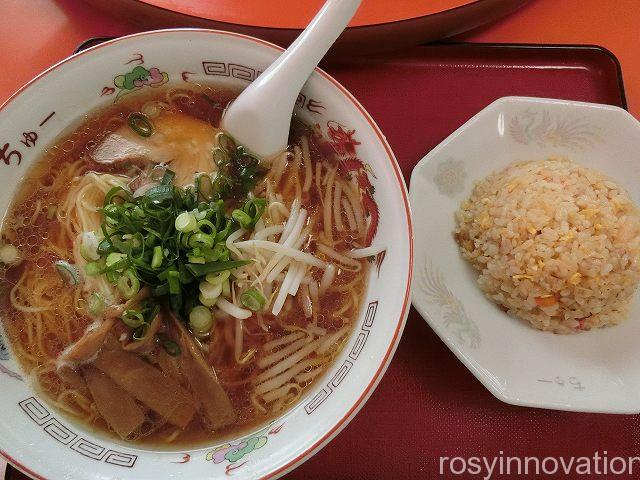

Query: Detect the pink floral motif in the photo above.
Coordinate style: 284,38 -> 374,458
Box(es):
207,436 -> 268,465
111,63 -> 169,101
204,422 -> 285,473
133,67 -> 165,87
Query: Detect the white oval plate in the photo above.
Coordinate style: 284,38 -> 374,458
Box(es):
410,96 -> 640,413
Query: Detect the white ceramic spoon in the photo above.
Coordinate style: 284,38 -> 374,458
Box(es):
221,0 -> 362,158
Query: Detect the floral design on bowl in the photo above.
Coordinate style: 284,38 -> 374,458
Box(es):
205,422 -> 284,473
509,109 -> 601,150
417,259 -> 480,348
433,157 -> 466,197
100,53 -> 169,100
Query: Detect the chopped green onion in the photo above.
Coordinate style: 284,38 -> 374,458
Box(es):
88,293 -> 106,316
85,261 -> 102,276
144,184 -> 174,204
215,220 -> 234,243
122,310 -> 145,328
97,238 -> 113,255
196,174 -> 214,201
151,245 -> 163,269
240,288 -> 266,311
222,278 -> 231,298
117,269 -> 140,299
216,132 -> 237,154
232,209 -> 253,229
161,169 -> 175,186
199,280 -> 222,301
206,242 -> 227,262
169,292 -> 183,313
188,232 -> 215,249
103,186 -> 130,207
205,270 -> 230,285
121,233 -> 142,249
199,293 -> 217,307
153,283 -> 169,296
187,255 -> 206,264
106,270 -> 119,284
197,219 -> 216,235
55,260 -> 79,285
212,147 -> 228,167
175,212 -> 197,233
80,232 -> 101,262
241,198 -> 267,229
178,231 -> 193,248
159,334 -> 181,356
106,252 -> 126,267
132,323 -> 149,341
189,306 -> 213,334
167,270 -> 181,295
186,259 -> 251,277
88,138 -> 266,320
128,112 -> 153,137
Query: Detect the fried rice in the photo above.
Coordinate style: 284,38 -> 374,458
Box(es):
455,157 -> 640,333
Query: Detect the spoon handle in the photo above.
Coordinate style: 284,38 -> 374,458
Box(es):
222,0 -> 362,157
267,0 -> 362,92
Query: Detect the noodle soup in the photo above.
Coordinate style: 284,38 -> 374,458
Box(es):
0,83 -> 381,446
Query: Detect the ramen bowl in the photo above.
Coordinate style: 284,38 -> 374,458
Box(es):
0,29 -> 412,479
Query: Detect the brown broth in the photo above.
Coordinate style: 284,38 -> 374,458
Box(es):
0,83 -> 368,447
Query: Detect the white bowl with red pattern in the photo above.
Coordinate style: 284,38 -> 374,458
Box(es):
0,29 -> 412,479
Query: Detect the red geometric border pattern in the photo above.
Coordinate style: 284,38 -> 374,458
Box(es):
18,397 -> 137,468
202,61 -> 263,82
304,301 -> 378,414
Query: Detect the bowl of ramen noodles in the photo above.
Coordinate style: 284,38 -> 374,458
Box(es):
0,29 -> 412,479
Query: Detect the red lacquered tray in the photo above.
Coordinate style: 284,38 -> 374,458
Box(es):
5,43 -> 629,480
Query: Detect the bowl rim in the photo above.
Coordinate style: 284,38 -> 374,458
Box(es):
409,94 -> 640,415
0,28 -> 414,479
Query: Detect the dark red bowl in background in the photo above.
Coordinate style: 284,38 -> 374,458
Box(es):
83,0 -> 531,53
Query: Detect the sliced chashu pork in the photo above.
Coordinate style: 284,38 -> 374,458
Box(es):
167,313 -> 236,430
90,111 -> 219,186
58,317 -> 115,364
93,348 -> 196,429
83,365 -> 145,439
59,288 -> 151,366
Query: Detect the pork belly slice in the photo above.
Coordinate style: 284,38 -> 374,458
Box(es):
90,111 -> 220,186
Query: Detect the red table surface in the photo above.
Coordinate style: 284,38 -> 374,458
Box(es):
289,46 -> 638,479
5,43 -> 638,480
